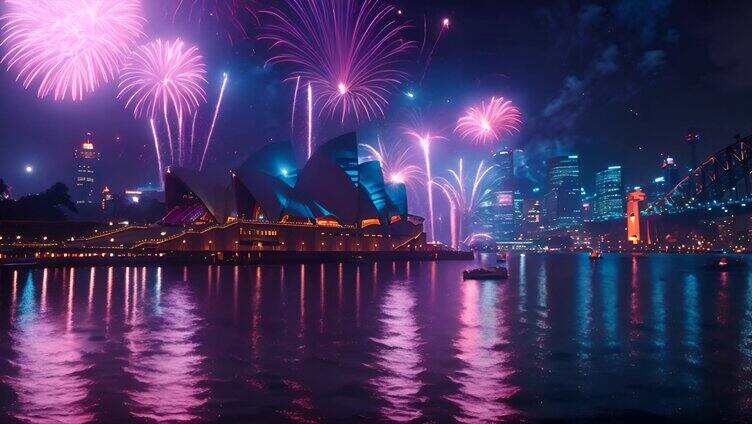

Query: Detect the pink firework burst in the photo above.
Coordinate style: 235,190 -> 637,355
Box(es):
117,38 -> 207,119
168,0 -> 257,44
455,96 -> 522,145
259,0 -> 415,123
359,139 -> 423,189
0,0 -> 144,101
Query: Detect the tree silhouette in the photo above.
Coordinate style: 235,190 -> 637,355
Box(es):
0,182 -> 77,221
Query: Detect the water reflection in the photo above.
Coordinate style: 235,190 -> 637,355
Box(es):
370,280 -> 425,421
125,284 -> 207,421
6,271 -> 94,423
448,280 -> 518,422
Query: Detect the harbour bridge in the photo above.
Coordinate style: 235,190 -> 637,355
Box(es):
649,134 -> 752,215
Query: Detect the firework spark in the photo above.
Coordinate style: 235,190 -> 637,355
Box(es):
260,0 -> 415,123
118,38 -> 207,119
405,129 -> 445,242
359,138 -> 423,189
168,0 -> 256,43
434,158 -> 498,247
455,96 -> 521,145
1,0 -> 144,101
199,73 -> 228,171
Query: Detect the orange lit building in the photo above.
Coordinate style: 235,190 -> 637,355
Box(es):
627,189 -> 646,244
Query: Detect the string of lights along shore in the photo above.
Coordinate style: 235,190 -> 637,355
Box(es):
1,0 -> 749,254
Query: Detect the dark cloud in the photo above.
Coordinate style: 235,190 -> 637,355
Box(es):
637,49 -> 666,74
595,44 -> 619,75
613,0 -> 672,43
578,4 -> 605,29
706,1 -> 752,90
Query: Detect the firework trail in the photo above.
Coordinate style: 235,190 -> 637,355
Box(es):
168,0 -> 257,44
291,75 -> 300,138
259,0 -> 415,124
420,17 -> 450,84
456,96 -> 522,145
0,0 -> 144,101
359,138 -> 424,189
199,73 -> 228,170
462,232 -> 493,247
150,119 -> 164,187
405,130 -> 445,242
307,82 -> 313,159
434,158 -> 498,247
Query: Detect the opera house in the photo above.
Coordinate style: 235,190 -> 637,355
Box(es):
70,133 -> 427,253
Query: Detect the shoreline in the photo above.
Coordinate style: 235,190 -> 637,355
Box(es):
0,249 -> 474,269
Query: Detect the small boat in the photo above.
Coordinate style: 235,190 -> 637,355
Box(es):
463,266 -> 508,280
707,257 -> 747,270
589,248 -> 602,260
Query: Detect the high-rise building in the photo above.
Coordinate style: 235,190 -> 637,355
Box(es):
543,155 -> 582,228
74,134 -> 100,205
594,165 -> 624,221
491,149 -> 516,241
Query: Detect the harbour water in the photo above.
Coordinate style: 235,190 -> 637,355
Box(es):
0,253 -> 750,422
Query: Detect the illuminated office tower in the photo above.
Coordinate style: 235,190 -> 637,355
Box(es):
73,134 -> 100,205
543,155 -> 582,228
491,149 -> 516,241
594,166 -> 623,221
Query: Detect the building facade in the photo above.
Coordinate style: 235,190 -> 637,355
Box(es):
73,135 -> 99,205
594,165 -> 624,221
544,155 -> 582,228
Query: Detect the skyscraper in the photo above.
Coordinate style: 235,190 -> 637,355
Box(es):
594,166 -> 624,221
491,149 -> 516,241
543,155 -> 582,228
74,134 -> 100,205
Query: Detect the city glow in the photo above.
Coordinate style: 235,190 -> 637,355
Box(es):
0,0 -> 144,101
259,0 -> 415,123
456,96 -> 522,144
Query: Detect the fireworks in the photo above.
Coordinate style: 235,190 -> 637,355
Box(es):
0,0 -> 144,101
168,0 -> 256,43
405,129 -> 445,242
455,97 -> 522,145
434,158 -> 498,248
199,73 -> 228,171
118,38 -> 207,119
259,0 -> 415,123
359,139 -> 423,189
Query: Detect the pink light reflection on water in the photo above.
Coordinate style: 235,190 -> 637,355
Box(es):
125,285 -> 207,421
370,281 -> 425,422
6,272 -> 94,424
447,280 -> 519,422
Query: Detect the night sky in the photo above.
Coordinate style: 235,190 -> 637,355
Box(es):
1,0 -> 752,200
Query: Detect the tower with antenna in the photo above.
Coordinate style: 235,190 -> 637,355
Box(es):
686,128 -> 700,171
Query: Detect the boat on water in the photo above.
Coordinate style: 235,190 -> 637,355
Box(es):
463,266 -> 508,280
589,249 -> 602,260
706,256 -> 747,270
